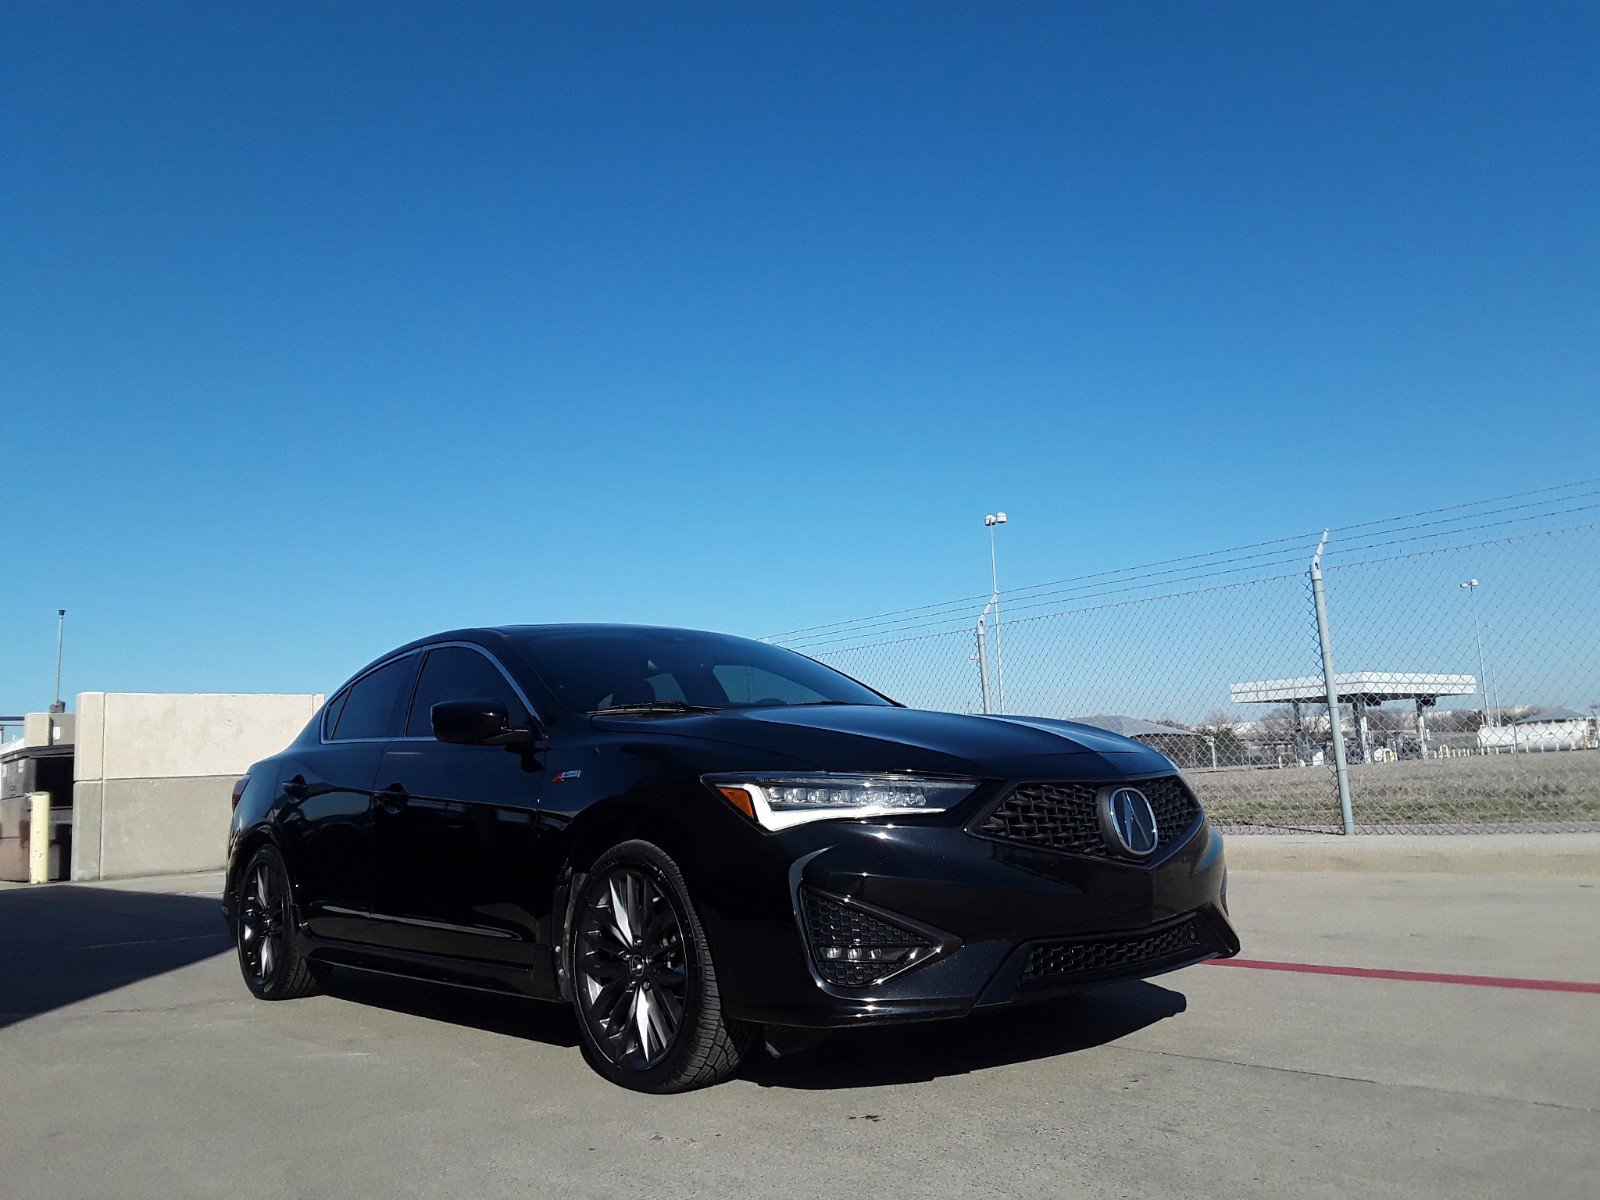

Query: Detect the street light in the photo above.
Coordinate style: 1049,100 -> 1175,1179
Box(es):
1459,580 -> 1492,728
50,609 -> 67,714
984,512 -> 1008,713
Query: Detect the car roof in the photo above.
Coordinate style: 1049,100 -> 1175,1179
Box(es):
357,623 -> 745,672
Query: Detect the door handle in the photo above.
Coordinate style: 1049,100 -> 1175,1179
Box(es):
377,783 -> 410,812
283,775 -> 310,801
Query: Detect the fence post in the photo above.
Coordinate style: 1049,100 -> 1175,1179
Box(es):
975,612 -> 993,714
1309,532 -> 1356,835
28,791 -> 51,884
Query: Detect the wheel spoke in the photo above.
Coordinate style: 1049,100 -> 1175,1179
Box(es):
577,948 -> 629,983
593,975 -> 633,1025
652,981 -> 683,1028
632,986 -> 655,1060
608,877 -> 635,946
644,905 -> 677,948
624,873 -> 644,946
642,988 -> 672,1051
583,921 -> 631,961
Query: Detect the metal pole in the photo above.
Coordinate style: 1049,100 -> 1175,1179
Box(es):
1482,624 -> 1501,728
1310,531 -> 1355,835
52,609 -> 66,713
988,525 -> 1006,713
975,608 -> 993,715
1462,582 -> 1489,727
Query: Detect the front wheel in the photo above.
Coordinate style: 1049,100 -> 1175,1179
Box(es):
234,844 -> 327,1000
570,840 -> 753,1092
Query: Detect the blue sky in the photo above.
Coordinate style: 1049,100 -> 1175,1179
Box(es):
2,2 -> 1596,713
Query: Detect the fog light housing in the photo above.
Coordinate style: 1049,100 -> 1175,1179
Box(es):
798,888 -> 945,988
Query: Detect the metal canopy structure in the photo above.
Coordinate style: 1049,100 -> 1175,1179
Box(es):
1229,672 -> 1477,762
1070,713 -> 1202,740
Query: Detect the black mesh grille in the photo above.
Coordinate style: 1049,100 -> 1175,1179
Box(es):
976,775 -> 1202,858
1022,918 -> 1207,985
798,889 -> 934,988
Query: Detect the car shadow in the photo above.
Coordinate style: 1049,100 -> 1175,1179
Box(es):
322,968 -> 582,1048
745,980 -> 1188,1090
322,971 -> 1188,1087
0,884 -> 230,1028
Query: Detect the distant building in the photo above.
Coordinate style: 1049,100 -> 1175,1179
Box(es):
1478,707 -> 1596,752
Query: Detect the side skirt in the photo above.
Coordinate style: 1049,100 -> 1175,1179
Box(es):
301,934 -> 561,1001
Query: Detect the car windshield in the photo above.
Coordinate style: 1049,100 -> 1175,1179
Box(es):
511,628 -> 895,714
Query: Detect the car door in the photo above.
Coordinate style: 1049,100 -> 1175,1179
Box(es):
275,652 -> 419,943
368,644 -> 551,967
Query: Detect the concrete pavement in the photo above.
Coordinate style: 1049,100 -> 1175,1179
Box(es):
1,868 -> 1596,1198
1221,832 -> 1600,874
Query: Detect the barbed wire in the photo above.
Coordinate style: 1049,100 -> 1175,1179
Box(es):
784,500 -> 1599,652
768,478 -> 1599,647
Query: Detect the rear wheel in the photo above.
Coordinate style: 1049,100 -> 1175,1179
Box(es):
570,840 -> 753,1092
235,844 -> 327,1000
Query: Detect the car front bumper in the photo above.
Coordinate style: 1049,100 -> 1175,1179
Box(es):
697,812 -> 1239,1029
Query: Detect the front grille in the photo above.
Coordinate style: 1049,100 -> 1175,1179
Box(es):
975,775 -> 1202,859
1022,917 -> 1208,985
798,889 -> 936,988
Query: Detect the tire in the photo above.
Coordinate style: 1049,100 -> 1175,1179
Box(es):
234,844 -> 328,1001
569,839 -> 754,1093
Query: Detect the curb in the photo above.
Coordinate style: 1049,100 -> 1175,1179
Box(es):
1222,833 -> 1600,876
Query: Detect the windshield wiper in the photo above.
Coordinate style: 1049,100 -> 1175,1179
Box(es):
589,700 -> 721,716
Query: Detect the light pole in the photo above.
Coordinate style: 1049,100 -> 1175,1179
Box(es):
1480,622 -> 1502,729
1459,580 -> 1491,728
984,512 -> 1008,713
50,609 -> 67,714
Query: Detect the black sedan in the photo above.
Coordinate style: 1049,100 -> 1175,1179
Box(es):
224,624 -> 1238,1092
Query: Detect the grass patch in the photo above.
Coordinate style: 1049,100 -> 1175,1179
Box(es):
1191,750 -> 1600,831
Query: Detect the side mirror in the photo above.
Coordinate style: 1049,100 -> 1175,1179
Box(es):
431,699 -> 536,747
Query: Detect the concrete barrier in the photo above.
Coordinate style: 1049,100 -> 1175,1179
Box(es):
72,692 -> 323,881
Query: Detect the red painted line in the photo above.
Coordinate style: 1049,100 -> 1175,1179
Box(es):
1205,957 -> 1600,995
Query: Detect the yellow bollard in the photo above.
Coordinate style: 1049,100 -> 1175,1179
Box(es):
28,792 -> 50,884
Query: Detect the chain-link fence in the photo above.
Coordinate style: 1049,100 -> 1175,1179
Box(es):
773,481 -> 1600,833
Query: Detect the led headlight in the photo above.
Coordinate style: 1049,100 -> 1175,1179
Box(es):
704,773 -> 977,831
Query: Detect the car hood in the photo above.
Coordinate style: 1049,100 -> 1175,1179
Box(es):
593,704 -> 1174,779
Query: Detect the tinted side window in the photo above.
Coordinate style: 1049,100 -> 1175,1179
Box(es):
406,647 -> 527,737
712,664 -> 828,706
331,656 -> 416,741
321,689 -> 350,738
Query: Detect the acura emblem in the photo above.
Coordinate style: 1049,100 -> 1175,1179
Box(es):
1098,786 -> 1159,858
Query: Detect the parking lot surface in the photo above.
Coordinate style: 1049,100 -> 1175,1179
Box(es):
2,867 -> 1596,1199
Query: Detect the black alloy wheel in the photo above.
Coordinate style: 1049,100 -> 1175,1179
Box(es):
570,840 -> 752,1092
235,844 -> 326,1000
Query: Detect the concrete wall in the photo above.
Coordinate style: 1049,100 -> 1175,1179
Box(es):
72,692 -> 323,881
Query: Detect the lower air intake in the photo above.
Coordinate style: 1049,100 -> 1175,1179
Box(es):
798,888 -> 936,988
1022,917 -> 1209,986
